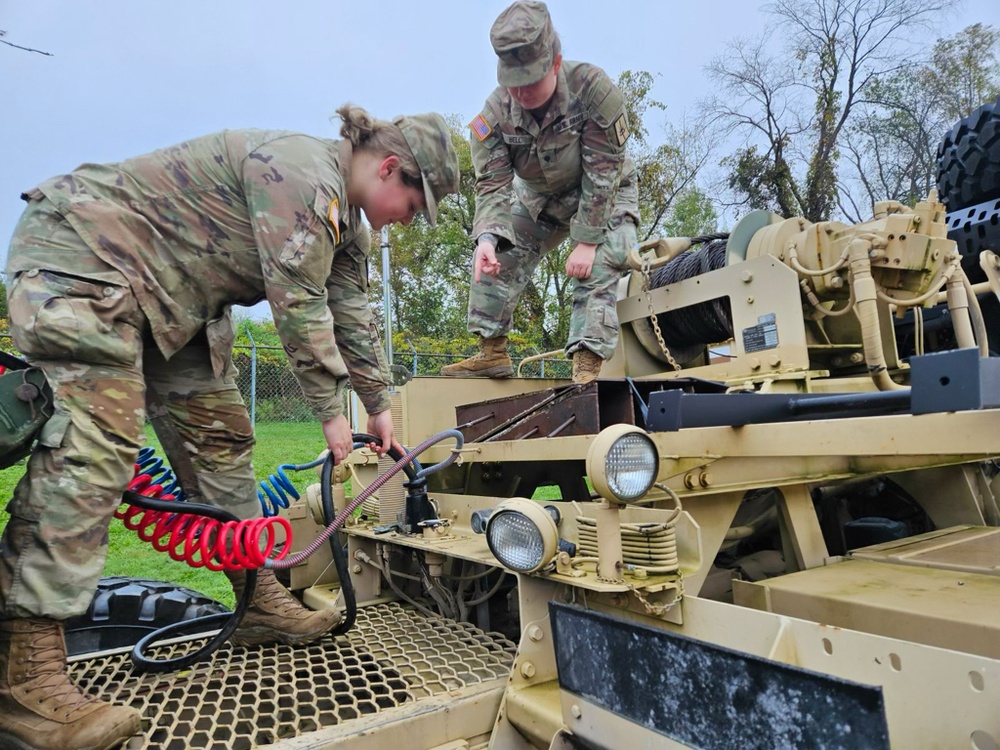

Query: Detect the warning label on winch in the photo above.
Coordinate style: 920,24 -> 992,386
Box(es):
742,313 -> 779,352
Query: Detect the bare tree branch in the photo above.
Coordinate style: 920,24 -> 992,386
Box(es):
0,30 -> 54,56
708,0 -> 951,222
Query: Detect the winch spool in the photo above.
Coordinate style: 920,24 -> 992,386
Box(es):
631,238 -> 733,365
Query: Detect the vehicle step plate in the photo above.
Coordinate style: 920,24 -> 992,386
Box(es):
68,602 -> 516,749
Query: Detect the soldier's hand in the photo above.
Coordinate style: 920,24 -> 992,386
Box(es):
366,409 -> 403,458
474,241 -> 502,282
566,242 -> 598,279
321,414 -> 353,465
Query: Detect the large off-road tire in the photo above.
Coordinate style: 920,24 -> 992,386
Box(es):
936,97 -> 1000,211
64,576 -> 230,656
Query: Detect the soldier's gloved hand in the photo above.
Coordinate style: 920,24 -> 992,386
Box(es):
474,241 -> 502,281
322,414 -> 353,465
566,242 -> 597,279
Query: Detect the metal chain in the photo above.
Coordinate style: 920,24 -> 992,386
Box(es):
626,579 -> 683,618
595,571 -> 626,585
640,253 -> 683,371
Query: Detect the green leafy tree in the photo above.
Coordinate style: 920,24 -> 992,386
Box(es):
659,188 -> 718,238
926,22 -> 1000,122
620,71 -> 714,241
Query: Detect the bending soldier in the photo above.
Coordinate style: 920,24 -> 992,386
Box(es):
0,105 -> 459,750
442,0 -> 639,383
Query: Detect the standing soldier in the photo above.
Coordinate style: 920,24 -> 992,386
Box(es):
442,0 -> 639,383
0,105 -> 459,750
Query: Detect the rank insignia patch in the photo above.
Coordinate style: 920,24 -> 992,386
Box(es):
327,198 -> 341,244
470,114 -> 493,142
612,114 -> 631,147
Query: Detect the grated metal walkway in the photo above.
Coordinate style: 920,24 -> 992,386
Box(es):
68,602 -> 517,749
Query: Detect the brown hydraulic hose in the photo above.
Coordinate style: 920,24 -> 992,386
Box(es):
945,269 -> 977,350
960,266 -> 990,357
847,238 -> 908,391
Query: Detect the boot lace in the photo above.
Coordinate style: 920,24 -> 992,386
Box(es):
22,629 -> 96,719
252,572 -> 309,618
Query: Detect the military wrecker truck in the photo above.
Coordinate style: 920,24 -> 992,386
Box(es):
64,100 -> 1000,749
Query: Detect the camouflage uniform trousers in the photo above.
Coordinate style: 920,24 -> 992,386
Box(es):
0,203 -> 260,620
467,201 -> 637,361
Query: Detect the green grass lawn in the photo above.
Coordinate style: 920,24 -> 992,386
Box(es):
0,422 -> 328,608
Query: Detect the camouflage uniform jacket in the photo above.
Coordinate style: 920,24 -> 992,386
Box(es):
7,129 -> 390,420
471,60 -> 637,247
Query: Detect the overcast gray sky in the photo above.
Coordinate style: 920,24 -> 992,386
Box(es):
1,0 -> 993,310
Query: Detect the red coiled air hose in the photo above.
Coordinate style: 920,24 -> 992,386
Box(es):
116,468 -> 291,571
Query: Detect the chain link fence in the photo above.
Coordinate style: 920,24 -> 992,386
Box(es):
233,344 -> 314,423
235,345 -> 572,422
0,335 -> 571,424
394,343 -> 572,381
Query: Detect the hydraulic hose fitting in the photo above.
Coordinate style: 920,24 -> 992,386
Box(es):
404,476 -> 436,534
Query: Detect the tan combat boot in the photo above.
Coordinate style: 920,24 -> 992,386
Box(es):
572,349 -> 603,384
0,618 -> 142,750
440,336 -> 514,378
227,568 -> 342,647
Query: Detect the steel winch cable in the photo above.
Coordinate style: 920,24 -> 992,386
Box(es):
648,238 -> 733,348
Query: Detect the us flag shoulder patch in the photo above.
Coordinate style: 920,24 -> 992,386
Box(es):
470,114 -> 493,141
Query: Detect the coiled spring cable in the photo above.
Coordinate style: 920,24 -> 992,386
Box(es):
116,448 -> 291,571
121,429 -> 464,672
257,464 -> 300,517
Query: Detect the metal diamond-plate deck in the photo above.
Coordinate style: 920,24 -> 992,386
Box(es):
68,602 -> 517,749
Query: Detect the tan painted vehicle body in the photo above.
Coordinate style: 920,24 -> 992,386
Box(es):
73,189 -> 1000,749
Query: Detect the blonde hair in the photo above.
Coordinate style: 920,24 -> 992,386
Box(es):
335,104 -> 422,188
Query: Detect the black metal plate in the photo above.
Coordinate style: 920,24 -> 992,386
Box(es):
947,197 -> 1000,283
647,388 -> 911,431
550,603 -> 889,750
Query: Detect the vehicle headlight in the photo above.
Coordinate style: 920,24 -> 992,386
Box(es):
587,424 -> 659,503
485,498 -> 559,573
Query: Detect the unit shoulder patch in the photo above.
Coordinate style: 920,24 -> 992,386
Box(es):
470,114 -> 493,142
612,114 -> 631,147
327,198 -> 341,244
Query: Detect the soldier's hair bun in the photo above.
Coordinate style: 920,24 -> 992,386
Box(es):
336,104 -> 377,146
333,103 -> 421,184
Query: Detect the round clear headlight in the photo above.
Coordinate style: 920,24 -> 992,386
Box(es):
587,425 -> 659,503
485,498 -> 558,573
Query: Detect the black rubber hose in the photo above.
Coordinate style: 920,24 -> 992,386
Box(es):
127,437 -> 419,666
122,490 -> 256,674
352,433 -> 421,480
325,436 -> 412,635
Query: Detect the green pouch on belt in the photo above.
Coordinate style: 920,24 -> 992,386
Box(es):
0,351 -> 54,470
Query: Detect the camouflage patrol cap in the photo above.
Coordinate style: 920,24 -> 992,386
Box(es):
490,0 -> 556,87
393,113 -> 459,226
